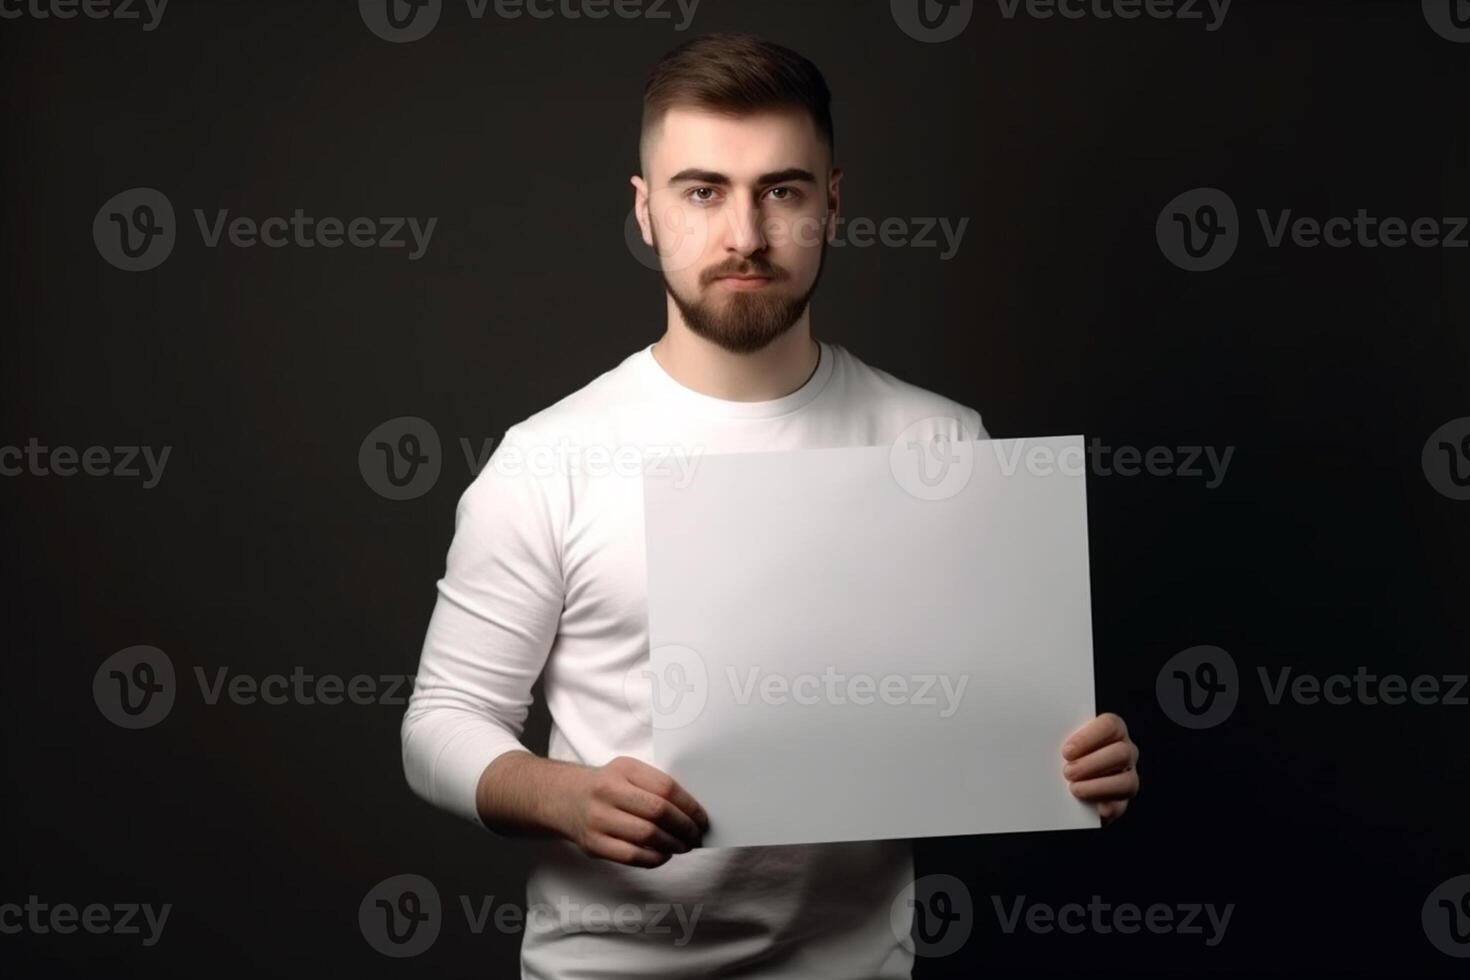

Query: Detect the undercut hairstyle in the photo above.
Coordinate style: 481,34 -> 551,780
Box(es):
640,32 -> 835,173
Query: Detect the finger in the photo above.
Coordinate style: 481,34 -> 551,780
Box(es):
600,809 -> 690,856
1062,740 -> 1137,781
622,761 -> 710,832
1068,770 -> 1139,802
1098,800 -> 1129,825
587,831 -> 670,869
610,782 -> 704,847
1062,712 -> 1128,761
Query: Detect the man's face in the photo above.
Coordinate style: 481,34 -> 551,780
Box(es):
635,106 -> 840,354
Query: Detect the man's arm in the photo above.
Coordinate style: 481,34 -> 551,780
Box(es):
401,427 -> 706,866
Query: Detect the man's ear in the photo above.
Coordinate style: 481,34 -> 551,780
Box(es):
826,167 -> 844,243
630,174 -> 651,246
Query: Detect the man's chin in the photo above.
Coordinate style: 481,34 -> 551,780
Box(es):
664,285 -> 802,354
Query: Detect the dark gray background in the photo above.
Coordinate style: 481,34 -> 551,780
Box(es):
2,0 -> 1467,975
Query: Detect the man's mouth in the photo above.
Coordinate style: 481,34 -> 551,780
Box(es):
714,274 -> 774,290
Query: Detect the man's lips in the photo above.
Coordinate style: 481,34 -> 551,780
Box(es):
713,273 -> 776,290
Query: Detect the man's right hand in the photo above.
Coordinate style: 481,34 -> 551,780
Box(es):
475,752 -> 710,868
557,755 -> 710,867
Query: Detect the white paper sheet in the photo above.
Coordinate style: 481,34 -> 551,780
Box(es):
642,434 -> 1100,848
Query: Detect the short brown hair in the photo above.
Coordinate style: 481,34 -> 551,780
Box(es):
640,32 -> 834,170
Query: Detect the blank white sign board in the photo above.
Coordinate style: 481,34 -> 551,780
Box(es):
643,435 -> 1100,848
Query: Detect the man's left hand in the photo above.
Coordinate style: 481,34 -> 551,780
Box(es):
1061,712 -> 1140,826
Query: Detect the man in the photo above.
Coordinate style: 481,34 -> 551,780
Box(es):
402,31 -> 1140,978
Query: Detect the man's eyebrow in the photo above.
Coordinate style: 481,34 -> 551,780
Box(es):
666,167 -> 818,187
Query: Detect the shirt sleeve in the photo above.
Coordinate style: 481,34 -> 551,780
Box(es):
400,426 -> 566,835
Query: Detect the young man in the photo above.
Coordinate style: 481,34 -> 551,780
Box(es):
402,32 -> 1140,978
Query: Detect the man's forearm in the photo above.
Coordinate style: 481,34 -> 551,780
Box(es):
474,750 -> 588,839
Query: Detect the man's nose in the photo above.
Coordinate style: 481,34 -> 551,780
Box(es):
721,192 -> 768,256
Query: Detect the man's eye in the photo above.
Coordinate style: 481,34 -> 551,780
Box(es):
768,187 -> 803,203
689,187 -> 718,203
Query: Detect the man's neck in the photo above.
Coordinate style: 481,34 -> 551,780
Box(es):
650,315 -> 821,403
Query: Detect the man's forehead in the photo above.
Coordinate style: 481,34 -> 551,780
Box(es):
646,106 -> 826,182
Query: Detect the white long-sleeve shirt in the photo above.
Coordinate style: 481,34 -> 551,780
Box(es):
402,339 -> 986,978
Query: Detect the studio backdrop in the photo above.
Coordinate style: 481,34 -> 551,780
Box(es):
2,0 -> 1467,976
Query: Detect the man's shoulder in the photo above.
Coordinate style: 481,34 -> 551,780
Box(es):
832,342 -> 988,442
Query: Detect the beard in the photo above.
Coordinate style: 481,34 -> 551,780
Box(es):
652,224 -> 828,355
